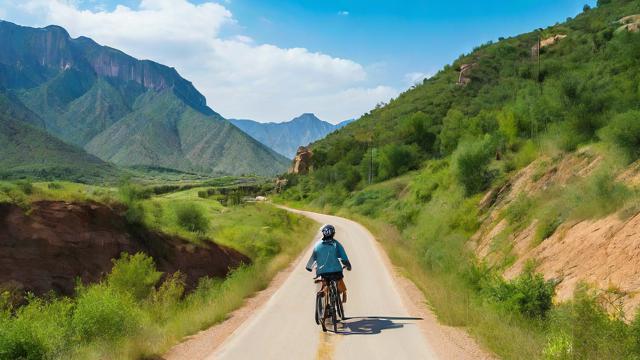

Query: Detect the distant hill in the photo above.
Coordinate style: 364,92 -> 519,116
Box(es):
230,113 -> 353,158
0,93 -> 118,181
0,20 -> 289,176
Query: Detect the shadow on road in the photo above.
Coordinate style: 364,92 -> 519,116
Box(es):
336,316 -> 423,335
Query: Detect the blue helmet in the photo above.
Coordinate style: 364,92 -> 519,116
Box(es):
321,224 -> 336,239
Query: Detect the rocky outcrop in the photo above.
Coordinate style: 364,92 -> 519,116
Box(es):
457,63 -> 476,86
531,34 -> 567,57
0,201 -> 249,296
617,15 -> 640,33
289,146 -> 313,174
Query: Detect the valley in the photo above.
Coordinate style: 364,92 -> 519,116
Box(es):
2,0 -> 640,359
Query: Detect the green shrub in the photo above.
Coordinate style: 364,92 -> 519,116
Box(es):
150,272 -> 186,322
512,140 -> 538,169
548,284 -> 634,359
600,110 -> 640,163
0,297 -> 73,360
453,137 -> 496,195
108,253 -> 162,301
16,181 -> 33,195
377,144 -> 420,180
486,265 -> 556,319
47,182 -> 63,190
504,194 -> 534,228
118,182 -> 151,204
174,203 -> 209,233
125,202 -> 146,226
72,284 -> 141,342
568,171 -> 630,220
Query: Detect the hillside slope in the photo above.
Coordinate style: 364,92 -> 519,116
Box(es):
230,113 -> 350,158
0,20 -> 289,176
0,93 -> 117,181
282,1 -> 640,357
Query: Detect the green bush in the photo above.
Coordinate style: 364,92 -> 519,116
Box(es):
150,272 -> 185,322
0,297 -> 73,360
16,181 -> 33,195
125,202 -> 146,226
599,110 -> 640,163
174,203 -> 209,233
483,265 -> 556,319
504,194 -> 534,229
47,182 -> 63,190
72,284 -> 141,342
377,143 -> 420,180
108,253 -> 162,301
453,137 -> 496,195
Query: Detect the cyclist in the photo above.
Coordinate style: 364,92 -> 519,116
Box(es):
305,224 -> 352,302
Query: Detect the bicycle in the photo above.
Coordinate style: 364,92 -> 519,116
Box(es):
313,268 -> 346,333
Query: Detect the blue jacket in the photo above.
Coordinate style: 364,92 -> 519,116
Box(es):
305,238 -> 351,275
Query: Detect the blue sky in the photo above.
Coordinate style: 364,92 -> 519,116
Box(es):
220,0 -> 597,87
1,0 -> 596,122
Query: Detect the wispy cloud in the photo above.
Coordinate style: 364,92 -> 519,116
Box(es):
0,0 -> 396,122
338,10 -> 349,16
404,71 -> 433,85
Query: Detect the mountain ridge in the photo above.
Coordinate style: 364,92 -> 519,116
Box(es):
230,113 -> 352,158
0,20 -> 289,176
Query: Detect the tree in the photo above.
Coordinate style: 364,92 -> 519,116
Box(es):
377,144 -> 420,180
401,111 -> 436,153
439,109 -> 466,154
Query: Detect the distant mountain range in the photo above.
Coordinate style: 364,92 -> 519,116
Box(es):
229,114 -> 353,158
0,20 -> 289,177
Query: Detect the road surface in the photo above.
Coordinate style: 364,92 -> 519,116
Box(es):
212,208 -> 437,360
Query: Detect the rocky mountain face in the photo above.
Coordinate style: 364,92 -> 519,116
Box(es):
230,113 -> 352,158
0,21 -> 289,176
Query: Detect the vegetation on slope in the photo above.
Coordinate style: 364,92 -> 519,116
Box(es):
0,108 -> 119,183
0,181 -> 316,359
281,0 -> 640,358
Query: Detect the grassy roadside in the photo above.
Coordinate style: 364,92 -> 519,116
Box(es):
0,182 -> 318,359
274,199 -> 547,359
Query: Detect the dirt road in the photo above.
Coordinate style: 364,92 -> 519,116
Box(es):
166,208 -> 491,360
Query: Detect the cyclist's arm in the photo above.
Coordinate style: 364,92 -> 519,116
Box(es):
305,249 -> 316,272
336,242 -> 352,270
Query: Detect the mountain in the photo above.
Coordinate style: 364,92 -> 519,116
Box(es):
229,113 -> 351,158
0,20 -> 289,176
0,92 -> 118,181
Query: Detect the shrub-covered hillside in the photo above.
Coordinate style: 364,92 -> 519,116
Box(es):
294,0 -> 640,195
281,1 -> 640,358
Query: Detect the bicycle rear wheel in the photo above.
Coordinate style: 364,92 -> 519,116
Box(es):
315,293 -> 323,325
336,292 -> 345,320
329,282 -> 339,333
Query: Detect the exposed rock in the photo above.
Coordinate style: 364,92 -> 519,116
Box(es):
617,15 -> 640,33
457,63 -> 476,86
505,212 -> 640,317
531,34 -> 567,57
0,201 -> 249,296
289,146 -> 313,174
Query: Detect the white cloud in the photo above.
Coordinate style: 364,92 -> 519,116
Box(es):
0,0 -> 396,122
404,71 -> 433,85
338,10 -> 349,16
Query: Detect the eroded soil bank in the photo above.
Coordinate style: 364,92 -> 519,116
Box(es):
0,200 -> 249,296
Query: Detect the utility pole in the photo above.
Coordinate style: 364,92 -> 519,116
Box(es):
537,29 -> 542,94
